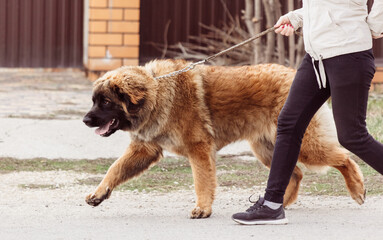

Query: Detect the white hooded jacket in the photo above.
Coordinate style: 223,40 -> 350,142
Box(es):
286,0 -> 383,88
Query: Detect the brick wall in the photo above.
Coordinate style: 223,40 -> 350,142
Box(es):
86,0 -> 140,77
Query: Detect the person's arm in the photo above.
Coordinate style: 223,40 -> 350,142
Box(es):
274,8 -> 303,37
367,0 -> 383,39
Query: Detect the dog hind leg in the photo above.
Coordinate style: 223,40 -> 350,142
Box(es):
249,139 -> 302,207
302,145 -> 366,205
331,154 -> 366,205
283,166 -> 303,206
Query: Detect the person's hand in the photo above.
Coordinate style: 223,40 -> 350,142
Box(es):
274,15 -> 295,36
373,33 -> 383,39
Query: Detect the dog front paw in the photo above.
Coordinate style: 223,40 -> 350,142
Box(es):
85,186 -> 111,207
190,206 -> 212,219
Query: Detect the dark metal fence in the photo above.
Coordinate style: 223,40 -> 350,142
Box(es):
0,0 -> 83,68
139,0 -> 247,63
139,0 -> 383,64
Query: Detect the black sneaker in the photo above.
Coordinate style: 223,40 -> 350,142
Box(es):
232,196 -> 288,225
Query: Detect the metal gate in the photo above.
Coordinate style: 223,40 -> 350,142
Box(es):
0,0 -> 83,68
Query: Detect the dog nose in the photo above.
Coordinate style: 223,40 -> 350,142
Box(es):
83,115 -> 92,126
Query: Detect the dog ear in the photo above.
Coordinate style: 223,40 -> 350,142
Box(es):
127,87 -> 146,105
111,83 -> 145,113
111,84 -> 129,103
111,82 -> 145,104
126,88 -> 145,113
127,98 -> 145,114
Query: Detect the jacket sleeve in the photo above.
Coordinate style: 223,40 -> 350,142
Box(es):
367,0 -> 383,37
286,8 -> 303,30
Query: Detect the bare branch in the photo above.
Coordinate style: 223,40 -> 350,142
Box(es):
161,20 -> 171,59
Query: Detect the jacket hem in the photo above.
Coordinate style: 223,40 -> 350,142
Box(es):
306,44 -> 373,60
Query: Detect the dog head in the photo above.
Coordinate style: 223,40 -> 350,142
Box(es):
83,66 -> 157,137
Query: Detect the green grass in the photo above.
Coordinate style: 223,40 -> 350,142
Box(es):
328,93 -> 383,143
0,158 -> 113,174
300,160 -> 383,196
0,156 -> 266,192
367,94 -> 383,142
2,155 -> 382,195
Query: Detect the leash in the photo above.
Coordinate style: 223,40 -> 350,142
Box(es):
154,27 -> 276,80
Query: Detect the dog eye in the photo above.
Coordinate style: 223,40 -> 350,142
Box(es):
102,99 -> 111,106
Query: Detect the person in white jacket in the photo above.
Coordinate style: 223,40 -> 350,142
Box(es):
232,0 -> 383,225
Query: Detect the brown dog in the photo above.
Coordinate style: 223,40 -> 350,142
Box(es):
83,60 -> 365,218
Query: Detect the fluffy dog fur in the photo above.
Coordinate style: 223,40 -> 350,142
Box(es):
83,60 -> 365,218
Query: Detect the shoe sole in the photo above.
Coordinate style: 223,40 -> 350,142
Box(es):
232,217 -> 288,225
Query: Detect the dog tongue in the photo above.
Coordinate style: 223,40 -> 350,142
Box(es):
95,120 -> 113,135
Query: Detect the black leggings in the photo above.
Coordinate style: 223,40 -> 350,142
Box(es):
264,50 -> 383,204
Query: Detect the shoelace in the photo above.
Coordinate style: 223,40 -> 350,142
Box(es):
246,194 -> 264,212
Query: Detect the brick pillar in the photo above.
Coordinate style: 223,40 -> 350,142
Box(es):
85,0 -> 140,79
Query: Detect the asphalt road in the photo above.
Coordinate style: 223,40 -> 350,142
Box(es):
0,118 -> 254,159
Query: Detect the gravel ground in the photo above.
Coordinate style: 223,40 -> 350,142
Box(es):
1,171 -> 383,240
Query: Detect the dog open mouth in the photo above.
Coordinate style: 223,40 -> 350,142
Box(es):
95,118 -> 119,136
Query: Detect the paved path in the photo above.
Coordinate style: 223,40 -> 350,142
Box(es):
0,69 -> 92,119
1,69 -> 383,240
0,69 -> 253,159
0,117 -> 253,159
1,170 -> 383,240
